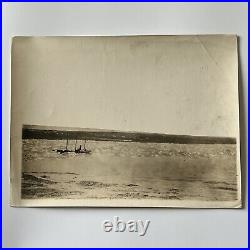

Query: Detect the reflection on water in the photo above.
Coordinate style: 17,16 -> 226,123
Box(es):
22,139 -> 238,201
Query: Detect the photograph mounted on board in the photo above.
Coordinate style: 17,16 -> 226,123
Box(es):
11,35 -> 241,207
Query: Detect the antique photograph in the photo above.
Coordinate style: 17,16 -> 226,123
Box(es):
11,35 -> 241,207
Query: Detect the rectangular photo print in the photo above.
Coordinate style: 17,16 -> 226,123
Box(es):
11,35 -> 241,207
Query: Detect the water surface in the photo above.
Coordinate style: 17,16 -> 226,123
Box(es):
22,139 -> 238,201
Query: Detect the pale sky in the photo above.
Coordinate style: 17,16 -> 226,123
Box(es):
12,35 -> 239,137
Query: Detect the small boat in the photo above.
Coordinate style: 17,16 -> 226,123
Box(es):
56,149 -> 73,154
56,133 -> 73,154
75,140 -> 91,154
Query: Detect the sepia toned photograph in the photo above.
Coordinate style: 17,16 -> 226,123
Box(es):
11,35 -> 241,207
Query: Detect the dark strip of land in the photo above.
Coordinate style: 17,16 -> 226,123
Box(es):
22,125 -> 236,144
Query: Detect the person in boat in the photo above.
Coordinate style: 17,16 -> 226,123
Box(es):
75,144 -> 82,153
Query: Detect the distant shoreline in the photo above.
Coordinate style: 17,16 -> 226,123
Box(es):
22,125 -> 236,145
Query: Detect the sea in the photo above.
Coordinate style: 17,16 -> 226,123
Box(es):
22,139 -> 238,201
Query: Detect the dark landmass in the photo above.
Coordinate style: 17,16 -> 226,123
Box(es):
22,125 -> 236,144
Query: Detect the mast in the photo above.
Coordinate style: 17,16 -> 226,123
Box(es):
66,132 -> 69,150
75,139 -> 77,151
